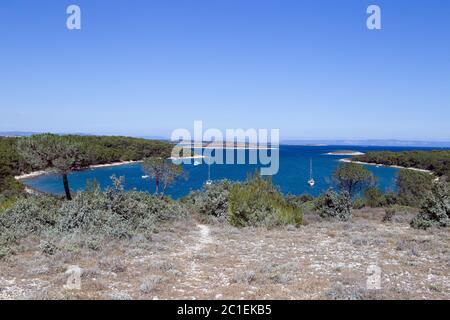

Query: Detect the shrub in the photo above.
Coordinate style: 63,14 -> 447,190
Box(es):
0,194 -> 59,237
0,194 -> 59,256
39,240 -> 58,255
184,180 -> 231,219
363,187 -> 387,208
140,276 -> 163,294
0,194 -> 18,212
382,205 -> 415,223
382,207 -> 396,222
58,185 -> 188,238
285,193 -> 314,208
314,189 -> 352,221
384,192 -> 398,206
228,174 -> 302,228
411,181 -> 450,230
0,247 -> 11,260
352,198 -> 366,210
397,169 -> 433,207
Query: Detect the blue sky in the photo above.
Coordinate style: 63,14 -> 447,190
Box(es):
0,0 -> 449,140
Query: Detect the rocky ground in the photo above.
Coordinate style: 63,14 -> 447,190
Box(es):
0,208 -> 449,300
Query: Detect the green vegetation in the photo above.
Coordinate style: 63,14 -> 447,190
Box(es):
184,180 -> 232,222
353,150 -> 450,179
67,135 -> 172,164
0,137 -> 25,195
314,189 -> 352,221
0,176 -> 188,258
333,163 -> 376,197
397,169 -> 433,207
228,174 -> 303,228
0,134 -> 172,203
411,181 -> 450,230
285,193 -> 314,208
1,134 -> 449,261
382,205 -> 415,223
363,187 -> 387,208
18,134 -> 87,200
142,157 -> 185,196
352,198 -> 366,209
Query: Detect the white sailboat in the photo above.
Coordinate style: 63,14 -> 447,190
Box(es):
205,161 -> 213,185
307,158 -> 315,187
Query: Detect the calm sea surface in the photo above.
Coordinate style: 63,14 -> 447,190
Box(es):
22,145 -> 440,199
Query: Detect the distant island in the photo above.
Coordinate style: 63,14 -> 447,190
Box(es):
282,139 -> 450,148
326,150 -> 365,156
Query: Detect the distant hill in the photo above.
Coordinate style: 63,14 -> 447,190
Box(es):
281,139 -> 450,148
0,131 -> 39,137
2,133 -> 449,148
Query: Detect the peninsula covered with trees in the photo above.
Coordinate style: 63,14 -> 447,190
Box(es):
352,150 -> 450,179
0,134 -> 173,196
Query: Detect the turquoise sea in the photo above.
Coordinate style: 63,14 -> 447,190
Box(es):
22,145 -> 438,199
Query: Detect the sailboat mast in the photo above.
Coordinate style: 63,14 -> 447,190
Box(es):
208,162 -> 211,180
310,158 -> 312,179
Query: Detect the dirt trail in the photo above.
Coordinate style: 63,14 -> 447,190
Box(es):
165,223 -> 225,299
195,224 -> 213,248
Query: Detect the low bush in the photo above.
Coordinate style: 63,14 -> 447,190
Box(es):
363,187 -> 387,208
384,192 -> 398,206
314,189 -> 352,221
382,207 -> 396,222
352,198 -> 366,210
0,194 -> 59,236
184,180 -> 231,219
285,193 -> 314,208
0,176 -> 189,257
0,194 -> 59,256
58,179 -> 189,239
397,170 -> 433,207
382,205 -> 415,223
228,174 -> 302,228
411,181 -> 450,230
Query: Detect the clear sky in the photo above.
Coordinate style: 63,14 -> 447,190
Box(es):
0,0 -> 449,140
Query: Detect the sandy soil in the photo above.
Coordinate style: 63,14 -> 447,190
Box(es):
0,209 -> 448,300
326,152 -> 365,156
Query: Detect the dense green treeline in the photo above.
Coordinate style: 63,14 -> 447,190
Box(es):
62,135 -> 173,165
353,150 -> 450,178
0,137 -> 25,193
0,135 -> 173,193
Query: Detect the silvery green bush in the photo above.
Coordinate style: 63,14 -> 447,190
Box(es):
411,181 -> 450,230
184,180 -> 231,219
0,178 -> 189,256
0,194 -> 58,236
58,186 -> 188,238
314,189 -> 352,221
0,194 -> 59,257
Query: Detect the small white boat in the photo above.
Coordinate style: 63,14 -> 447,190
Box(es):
307,158 -> 315,187
142,175 -> 149,179
205,161 -> 213,185
194,160 -> 202,166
